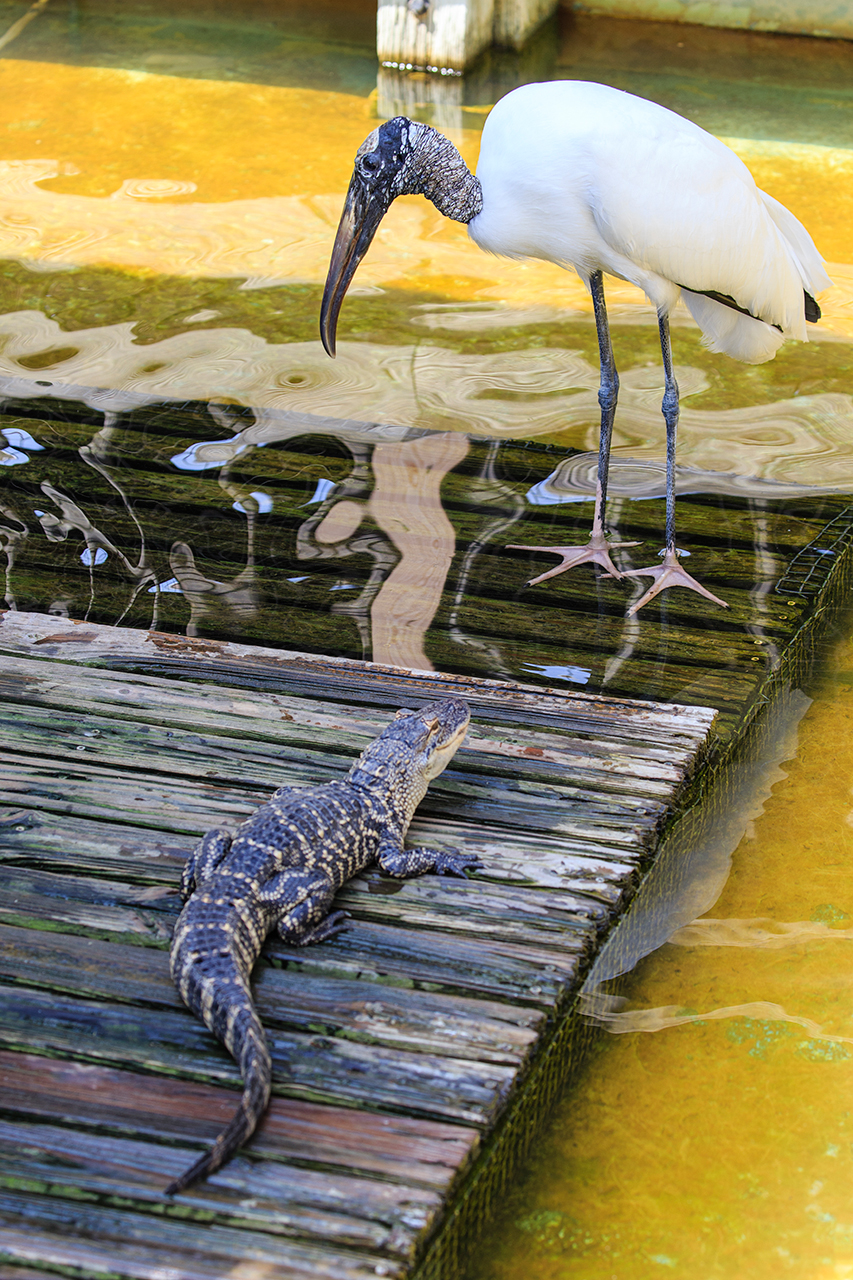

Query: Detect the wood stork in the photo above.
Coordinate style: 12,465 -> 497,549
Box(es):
320,80 -> 831,613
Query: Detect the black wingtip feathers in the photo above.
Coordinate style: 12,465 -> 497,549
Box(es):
804,291 -> 821,324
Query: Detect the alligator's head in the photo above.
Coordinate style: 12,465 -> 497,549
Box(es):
349,697 -> 471,812
394,698 -> 471,780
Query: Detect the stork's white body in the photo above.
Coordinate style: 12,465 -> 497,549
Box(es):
323,80 -> 831,611
469,81 -> 830,364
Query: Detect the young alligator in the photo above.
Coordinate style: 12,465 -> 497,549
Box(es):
167,697 -> 479,1195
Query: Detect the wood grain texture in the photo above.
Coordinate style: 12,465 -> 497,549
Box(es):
0,611 -> 717,1277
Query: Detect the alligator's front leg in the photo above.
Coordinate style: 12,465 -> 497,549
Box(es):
377,836 -> 482,878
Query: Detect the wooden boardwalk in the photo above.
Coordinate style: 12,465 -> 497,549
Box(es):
0,610 -> 717,1280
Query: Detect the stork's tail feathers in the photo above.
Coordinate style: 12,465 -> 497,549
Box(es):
680,289 -> 787,364
681,284 -> 824,365
165,1009 -> 272,1196
678,184 -> 829,364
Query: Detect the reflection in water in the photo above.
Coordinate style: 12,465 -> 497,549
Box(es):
34,475 -> 153,620
669,917 -> 853,948
0,498 -> 26,609
368,431 -> 469,669
0,148 -> 850,331
2,310 -> 853,485
527,454 -> 853,504
167,538 -> 258,638
4,392 -> 853,704
446,439 -> 525,680
586,995 -> 853,1047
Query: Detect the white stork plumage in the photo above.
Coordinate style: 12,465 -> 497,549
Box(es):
320,80 -> 831,613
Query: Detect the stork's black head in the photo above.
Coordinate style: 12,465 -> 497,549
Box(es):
320,117 -> 482,357
320,118 -> 419,357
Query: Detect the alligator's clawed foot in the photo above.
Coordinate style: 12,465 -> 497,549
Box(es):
508,530 -> 641,585
289,909 -> 352,946
623,548 -> 729,616
435,850 -> 484,878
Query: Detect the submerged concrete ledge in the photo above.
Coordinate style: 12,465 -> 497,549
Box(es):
571,0 -> 853,40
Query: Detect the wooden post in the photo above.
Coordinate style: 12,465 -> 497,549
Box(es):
376,0 -> 558,73
377,0 -> 493,73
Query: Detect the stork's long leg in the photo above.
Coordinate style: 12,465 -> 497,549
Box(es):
508,270 -> 639,584
623,313 -> 728,615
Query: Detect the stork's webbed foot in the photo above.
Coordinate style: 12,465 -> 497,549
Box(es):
508,529 -> 641,585
623,548 -> 729,615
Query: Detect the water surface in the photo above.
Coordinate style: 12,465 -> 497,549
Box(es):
468,617 -> 853,1280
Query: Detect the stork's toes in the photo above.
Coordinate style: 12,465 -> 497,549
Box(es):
624,549 -> 729,615
508,531 -> 641,585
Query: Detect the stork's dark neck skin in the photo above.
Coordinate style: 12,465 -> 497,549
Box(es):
401,119 -> 484,224
320,116 -> 482,355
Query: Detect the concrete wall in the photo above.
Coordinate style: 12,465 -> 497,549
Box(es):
572,0 -> 853,41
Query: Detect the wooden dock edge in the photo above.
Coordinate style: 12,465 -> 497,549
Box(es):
411,538 -> 853,1280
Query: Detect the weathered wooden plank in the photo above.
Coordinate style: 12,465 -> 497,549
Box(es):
0,1115 -> 447,1253
0,819 -> 598,1008
0,924 -> 544,1066
0,984 -> 517,1127
0,884 -> 174,947
0,1268 -> 61,1280
266,921 -> 582,1007
0,613 -> 719,745
0,844 -> 634,942
0,1119 -> 435,1254
0,1190 -> 399,1280
3,748 -> 670,835
0,669 -> 711,773
0,818 -> 606,941
0,882 -> 583,1008
3,700 -> 697,802
0,1052 -> 478,1192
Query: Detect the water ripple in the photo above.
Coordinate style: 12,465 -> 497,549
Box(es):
2,310 -> 853,487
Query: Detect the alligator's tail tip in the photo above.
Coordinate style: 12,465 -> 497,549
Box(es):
164,1149 -> 216,1197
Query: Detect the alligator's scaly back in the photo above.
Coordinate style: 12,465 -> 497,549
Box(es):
167,698 -> 476,1194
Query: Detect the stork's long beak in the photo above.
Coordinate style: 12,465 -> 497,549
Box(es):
320,175 -> 391,357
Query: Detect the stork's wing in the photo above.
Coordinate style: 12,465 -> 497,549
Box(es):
589,121 -> 823,339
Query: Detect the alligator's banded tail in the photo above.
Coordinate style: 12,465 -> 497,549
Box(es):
166,981 -> 272,1195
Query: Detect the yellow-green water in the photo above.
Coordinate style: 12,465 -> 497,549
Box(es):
1,5 -> 853,1274
468,625 -> 853,1280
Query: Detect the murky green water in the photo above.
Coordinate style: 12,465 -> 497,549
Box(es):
1,3 -> 853,1275
467,617 -> 853,1280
